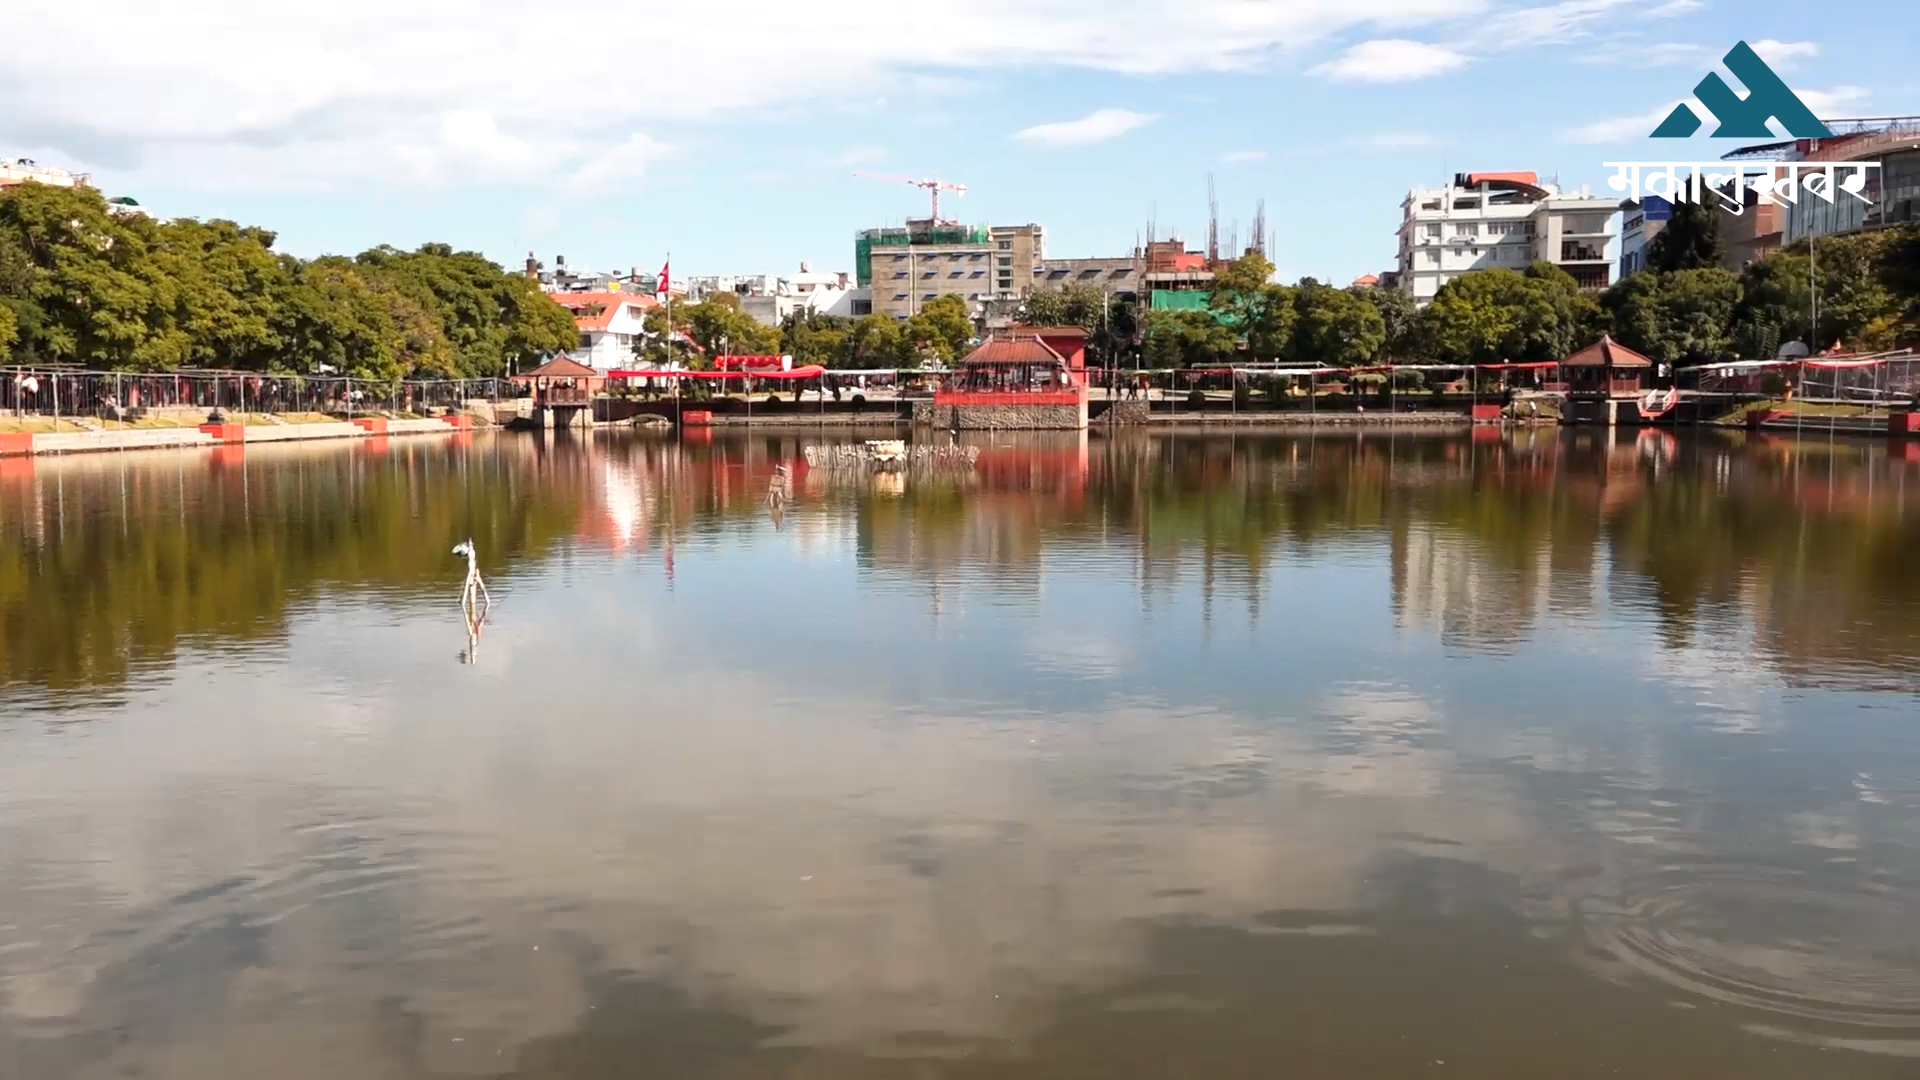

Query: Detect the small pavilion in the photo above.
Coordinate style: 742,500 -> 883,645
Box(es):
1560,335 -> 1653,397
512,355 -> 604,405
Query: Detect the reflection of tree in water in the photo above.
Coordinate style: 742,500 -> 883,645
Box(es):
0,440 -> 586,699
6,430 -> 1917,698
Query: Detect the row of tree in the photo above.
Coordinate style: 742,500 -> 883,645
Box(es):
1044,218 -> 1920,370
0,182 -> 578,379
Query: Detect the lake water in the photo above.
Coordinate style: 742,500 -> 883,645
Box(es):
3,428 -> 1919,1078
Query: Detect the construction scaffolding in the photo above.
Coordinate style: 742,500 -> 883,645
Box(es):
854,224 -> 991,285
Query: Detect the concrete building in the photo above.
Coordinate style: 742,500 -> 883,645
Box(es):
529,254 -> 659,296
740,263 -> 862,326
1771,118 -> 1920,244
1618,197 -> 1669,279
548,291 -> 658,371
0,158 -> 91,190
856,221 -> 1045,320
1394,172 -> 1618,305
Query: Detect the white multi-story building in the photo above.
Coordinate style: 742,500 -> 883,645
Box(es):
740,263 -> 861,326
1394,172 -> 1618,305
549,291 -> 657,371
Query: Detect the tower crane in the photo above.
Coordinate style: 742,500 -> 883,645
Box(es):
853,172 -> 967,223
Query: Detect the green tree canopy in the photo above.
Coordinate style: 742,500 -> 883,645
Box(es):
1647,199 -> 1724,274
0,182 -> 577,378
1143,309 -> 1237,367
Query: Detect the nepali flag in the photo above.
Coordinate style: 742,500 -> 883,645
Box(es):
655,261 -> 670,302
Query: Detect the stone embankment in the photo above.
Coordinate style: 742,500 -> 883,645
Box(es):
1,415 -> 479,458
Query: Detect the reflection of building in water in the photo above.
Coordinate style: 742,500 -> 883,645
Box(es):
855,437 -> 1090,607
1391,522 -> 1543,649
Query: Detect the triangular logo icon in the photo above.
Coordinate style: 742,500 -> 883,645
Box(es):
1650,41 -> 1833,138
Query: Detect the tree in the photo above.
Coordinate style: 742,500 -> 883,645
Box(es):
1286,281 -> 1385,366
0,182 -> 580,376
1022,282 -> 1137,368
1418,268 -> 1559,365
904,293 -> 973,365
1244,284 -> 1296,360
1604,267 -> 1741,366
1647,199 -> 1723,274
1357,286 -> 1420,361
847,314 -> 908,368
678,295 -> 779,359
780,310 -> 855,368
1142,309 -> 1236,367
0,301 -> 15,354
499,274 -> 578,373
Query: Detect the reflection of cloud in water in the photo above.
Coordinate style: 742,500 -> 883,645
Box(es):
1022,633 -> 1128,679
0,657 -> 1540,1069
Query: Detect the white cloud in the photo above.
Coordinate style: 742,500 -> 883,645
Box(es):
1013,108 -> 1159,146
1347,131 -> 1439,148
1750,39 -> 1817,70
1562,85 -> 1869,143
566,133 -> 672,193
1562,101 -> 1682,143
1471,0 -> 1635,49
1220,149 -> 1268,162
1308,39 -> 1469,82
0,0 -> 1488,192
1573,39 -> 1706,67
1797,86 -> 1870,118
1642,0 -> 1702,16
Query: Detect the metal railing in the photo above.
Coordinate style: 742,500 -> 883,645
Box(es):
1,367 -> 507,420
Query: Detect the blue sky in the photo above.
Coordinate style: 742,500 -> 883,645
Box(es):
5,1 -> 1913,286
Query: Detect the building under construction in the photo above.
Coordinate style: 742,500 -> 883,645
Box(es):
856,220 -> 1046,321
854,173 -> 1270,322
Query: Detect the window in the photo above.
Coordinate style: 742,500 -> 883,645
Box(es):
1455,222 -> 1479,237
924,292 -> 939,301
970,252 -> 986,261
893,292 -> 908,300
996,256 -> 1011,266
1423,251 -> 1440,266
923,270 -> 937,278
1423,223 -> 1441,239
1486,221 -> 1514,236
948,270 -> 964,278
997,240 -> 1012,250
970,269 -> 985,278
578,333 -> 593,349
891,253 -> 907,261
892,270 -> 907,279
1113,268 -> 1133,278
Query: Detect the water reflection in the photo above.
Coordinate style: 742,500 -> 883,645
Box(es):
1,429 -> 1919,1077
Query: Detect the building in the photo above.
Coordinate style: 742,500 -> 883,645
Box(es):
1618,197 -> 1668,278
528,254 -> 659,296
1721,184 -> 1785,269
1769,118 -> 1920,244
0,158 -> 91,190
548,291 -> 658,371
1395,172 -> 1618,305
739,263 -> 862,326
855,221 -> 1044,320
1619,186 -> 1781,279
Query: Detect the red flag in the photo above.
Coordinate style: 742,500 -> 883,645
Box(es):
655,261 -> 670,302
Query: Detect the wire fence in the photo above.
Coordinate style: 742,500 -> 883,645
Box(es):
1687,352 -> 1920,407
1,368 -> 508,421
